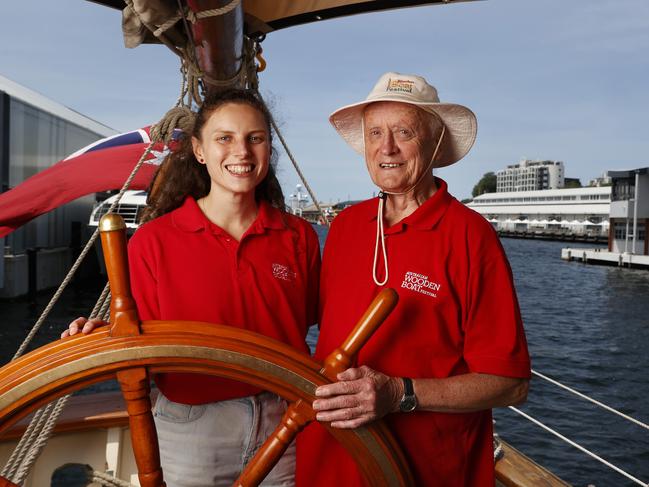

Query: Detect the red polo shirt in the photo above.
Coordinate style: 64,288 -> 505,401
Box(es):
128,197 -> 320,404
297,178 -> 530,486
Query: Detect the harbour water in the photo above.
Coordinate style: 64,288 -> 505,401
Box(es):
0,235 -> 647,486
492,238 -> 649,487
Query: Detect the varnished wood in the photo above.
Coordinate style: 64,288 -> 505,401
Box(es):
98,214 -> 139,337
495,440 -> 570,487
0,477 -> 18,487
0,217 -> 410,486
117,369 -> 164,487
321,288 -> 399,380
100,214 -> 163,486
234,399 -> 313,487
235,288 -> 401,487
0,392 -> 563,487
0,322 -> 413,486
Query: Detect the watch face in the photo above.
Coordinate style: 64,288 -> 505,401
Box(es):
400,395 -> 417,412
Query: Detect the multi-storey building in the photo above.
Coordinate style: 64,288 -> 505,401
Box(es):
0,75 -> 115,297
496,159 -> 564,192
608,167 -> 648,255
467,186 -> 611,236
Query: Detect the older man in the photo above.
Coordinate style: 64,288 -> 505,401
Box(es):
296,73 -> 531,486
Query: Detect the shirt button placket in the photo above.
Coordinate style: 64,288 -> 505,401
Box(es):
220,236 -> 237,271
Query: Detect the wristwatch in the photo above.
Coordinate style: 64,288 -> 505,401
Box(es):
399,377 -> 418,412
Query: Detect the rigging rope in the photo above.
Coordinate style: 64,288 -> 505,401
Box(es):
124,0 -> 182,58
509,406 -> 648,487
153,0 -> 241,38
91,470 -> 135,487
532,369 -> 649,431
100,292 -> 112,322
255,89 -> 330,227
12,396 -> 71,485
0,403 -> 54,479
90,282 -> 111,319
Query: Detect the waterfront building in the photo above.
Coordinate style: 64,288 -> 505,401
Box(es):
467,186 -> 611,237
561,167 -> 649,269
496,159 -> 564,192
608,167 -> 648,255
0,75 -> 115,298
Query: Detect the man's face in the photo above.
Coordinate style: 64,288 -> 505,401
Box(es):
363,102 -> 440,193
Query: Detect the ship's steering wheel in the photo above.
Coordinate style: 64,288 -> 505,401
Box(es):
0,214 -> 413,487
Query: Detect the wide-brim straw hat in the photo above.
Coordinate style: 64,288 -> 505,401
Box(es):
329,72 -> 477,167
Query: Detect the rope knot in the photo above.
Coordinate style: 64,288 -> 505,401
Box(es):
150,106 -> 196,143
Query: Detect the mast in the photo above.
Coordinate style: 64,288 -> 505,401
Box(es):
186,0 -> 245,95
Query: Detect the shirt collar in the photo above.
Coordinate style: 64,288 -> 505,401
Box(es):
367,177 -> 453,232
171,197 -> 287,234
256,199 -> 287,231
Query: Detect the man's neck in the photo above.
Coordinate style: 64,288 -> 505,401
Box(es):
384,178 -> 437,227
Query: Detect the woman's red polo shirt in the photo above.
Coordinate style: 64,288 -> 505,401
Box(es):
127,197 -> 320,404
297,178 -> 530,486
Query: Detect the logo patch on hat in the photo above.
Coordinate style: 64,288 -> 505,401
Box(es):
386,78 -> 414,94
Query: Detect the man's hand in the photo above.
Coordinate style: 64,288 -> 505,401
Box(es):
312,365 -> 403,429
61,317 -> 108,338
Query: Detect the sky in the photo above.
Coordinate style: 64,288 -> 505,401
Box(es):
1,0 -> 648,201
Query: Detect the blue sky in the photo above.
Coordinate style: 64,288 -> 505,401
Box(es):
1,0 -> 648,201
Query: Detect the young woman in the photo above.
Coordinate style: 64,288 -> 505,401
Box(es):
63,90 -> 320,487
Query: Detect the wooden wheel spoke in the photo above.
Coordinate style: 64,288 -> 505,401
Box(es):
234,399 -> 314,486
0,476 -> 19,487
234,288 -> 399,487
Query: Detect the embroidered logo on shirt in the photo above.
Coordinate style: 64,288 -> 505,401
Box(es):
400,271 -> 441,298
272,263 -> 296,282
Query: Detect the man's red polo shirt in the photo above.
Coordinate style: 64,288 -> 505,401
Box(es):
128,197 -> 320,405
296,178 -> 530,486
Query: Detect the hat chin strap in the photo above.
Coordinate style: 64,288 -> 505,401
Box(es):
368,124 -> 446,286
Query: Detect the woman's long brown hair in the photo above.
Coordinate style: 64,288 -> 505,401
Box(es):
140,90 -> 285,223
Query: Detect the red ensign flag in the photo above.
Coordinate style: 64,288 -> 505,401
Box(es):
0,127 -> 175,238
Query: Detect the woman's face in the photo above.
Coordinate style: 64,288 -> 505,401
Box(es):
192,102 -> 270,198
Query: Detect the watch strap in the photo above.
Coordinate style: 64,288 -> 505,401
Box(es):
402,377 -> 414,396
399,377 -> 417,412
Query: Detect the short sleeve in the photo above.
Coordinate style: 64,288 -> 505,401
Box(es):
463,223 -> 531,379
127,229 -> 161,321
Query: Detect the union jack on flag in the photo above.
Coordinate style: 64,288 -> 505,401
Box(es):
0,126 -> 181,238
